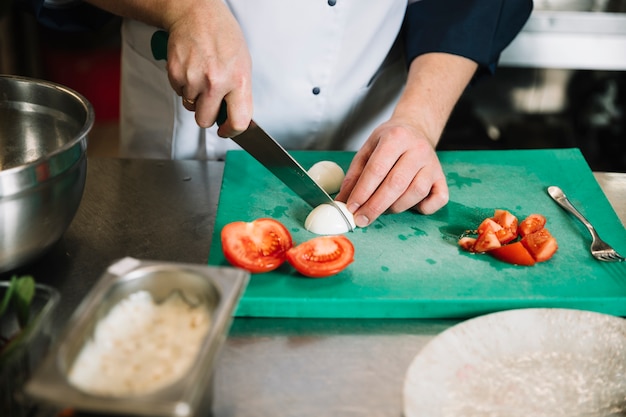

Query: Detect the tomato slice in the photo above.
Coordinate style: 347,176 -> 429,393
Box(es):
477,218 -> 502,236
286,235 -> 354,278
489,241 -> 536,266
521,228 -> 558,262
458,210 -> 557,265
472,228 -> 502,253
492,209 -> 519,244
458,236 -> 477,252
221,218 -> 293,273
519,214 -> 547,237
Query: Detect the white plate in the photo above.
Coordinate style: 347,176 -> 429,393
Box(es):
403,308 -> 626,417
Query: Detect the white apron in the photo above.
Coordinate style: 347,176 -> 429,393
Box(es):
119,0 -> 408,160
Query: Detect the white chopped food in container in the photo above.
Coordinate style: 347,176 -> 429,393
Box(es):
68,290 -> 211,396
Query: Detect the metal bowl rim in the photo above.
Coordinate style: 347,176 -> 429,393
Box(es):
0,75 -> 95,176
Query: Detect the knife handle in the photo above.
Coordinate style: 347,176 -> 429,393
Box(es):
150,30 -> 228,126
150,30 -> 169,61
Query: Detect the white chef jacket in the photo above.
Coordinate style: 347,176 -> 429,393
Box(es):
119,0 -> 408,160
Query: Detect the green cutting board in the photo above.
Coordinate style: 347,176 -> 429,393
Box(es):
208,148 -> 626,318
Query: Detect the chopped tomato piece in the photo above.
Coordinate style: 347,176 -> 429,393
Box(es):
458,236 -> 477,252
477,218 -> 502,236
495,228 -> 517,245
458,210 -> 557,265
492,209 -> 519,244
286,235 -> 354,278
221,218 -> 293,273
493,209 -> 516,226
472,228 -> 502,253
489,241 -> 536,266
519,214 -> 547,237
521,228 -> 558,262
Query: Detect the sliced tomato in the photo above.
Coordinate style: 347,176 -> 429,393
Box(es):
221,218 -> 293,273
518,214 -> 547,237
286,235 -> 354,278
521,228 -> 558,262
458,236 -> 477,252
472,228 -> 502,253
492,209 -> 519,244
489,241 -> 536,266
477,218 -> 502,236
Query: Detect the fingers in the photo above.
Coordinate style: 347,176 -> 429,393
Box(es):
164,3 -> 253,136
341,124 -> 449,227
349,162 -> 448,227
217,88 -> 253,138
182,96 -> 196,111
334,147 -> 369,204
172,70 -> 253,137
413,178 -> 449,215
347,147 -> 406,226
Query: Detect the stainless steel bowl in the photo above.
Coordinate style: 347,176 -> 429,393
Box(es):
0,75 -> 94,273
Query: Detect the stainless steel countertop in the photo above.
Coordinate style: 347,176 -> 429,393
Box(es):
5,158 -> 624,417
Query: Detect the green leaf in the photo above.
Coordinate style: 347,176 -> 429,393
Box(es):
13,276 -> 35,328
0,276 -> 17,318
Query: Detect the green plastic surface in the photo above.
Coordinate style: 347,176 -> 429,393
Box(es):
208,148 -> 626,318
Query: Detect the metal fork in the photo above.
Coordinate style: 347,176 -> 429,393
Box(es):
547,186 -> 625,262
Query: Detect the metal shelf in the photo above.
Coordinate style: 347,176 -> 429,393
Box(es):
500,11 -> 626,70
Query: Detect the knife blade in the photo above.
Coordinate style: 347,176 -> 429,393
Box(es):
225,115 -> 353,231
232,120 -> 342,204
150,30 -> 353,231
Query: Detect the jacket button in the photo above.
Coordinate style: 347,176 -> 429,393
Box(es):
328,0 -> 337,5
312,87 -> 321,95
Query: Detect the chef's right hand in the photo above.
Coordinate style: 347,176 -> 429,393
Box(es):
164,0 -> 253,138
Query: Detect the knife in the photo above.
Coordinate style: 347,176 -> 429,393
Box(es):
150,31 -> 353,231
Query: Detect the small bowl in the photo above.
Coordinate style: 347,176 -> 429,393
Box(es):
25,257 -> 249,417
0,281 -> 60,417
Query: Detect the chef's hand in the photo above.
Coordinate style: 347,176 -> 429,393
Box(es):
335,52 -> 478,227
335,120 -> 448,227
84,0 -> 253,136
164,0 -> 253,138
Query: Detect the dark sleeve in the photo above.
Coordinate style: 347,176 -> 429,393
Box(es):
403,0 -> 533,77
16,0 -> 114,31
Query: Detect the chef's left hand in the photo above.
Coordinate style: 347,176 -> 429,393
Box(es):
335,52 -> 478,228
335,119 -> 448,228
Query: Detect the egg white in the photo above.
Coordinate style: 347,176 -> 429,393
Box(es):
307,161 -> 345,195
305,201 -> 356,235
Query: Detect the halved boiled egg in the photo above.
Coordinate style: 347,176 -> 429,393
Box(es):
307,161 -> 345,195
305,201 -> 356,235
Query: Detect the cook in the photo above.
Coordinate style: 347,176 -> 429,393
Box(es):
24,0 -> 532,227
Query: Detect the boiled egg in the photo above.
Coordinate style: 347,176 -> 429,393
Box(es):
307,161 -> 345,195
305,201 -> 356,235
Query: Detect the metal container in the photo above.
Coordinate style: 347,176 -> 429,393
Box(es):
0,75 -> 93,273
25,257 -> 249,417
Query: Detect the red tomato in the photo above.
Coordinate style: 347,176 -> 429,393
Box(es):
477,218 -> 502,236
286,235 -> 354,278
489,241 -> 536,266
221,218 -> 293,273
458,209 -> 558,265
472,228 -> 502,253
519,214 -> 547,237
458,236 -> 477,252
522,228 -> 558,262
492,209 -> 519,244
